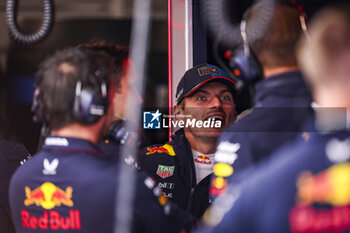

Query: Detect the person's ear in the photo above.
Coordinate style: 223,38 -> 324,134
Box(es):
174,104 -> 183,121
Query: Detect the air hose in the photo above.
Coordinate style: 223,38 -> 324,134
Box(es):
200,0 -> 275,48
6,0 -> 55,46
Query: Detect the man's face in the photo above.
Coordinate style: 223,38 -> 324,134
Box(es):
113,59 -> 143,121
176,82 -> 237,140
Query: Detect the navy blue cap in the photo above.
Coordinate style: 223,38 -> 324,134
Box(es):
175,64 -> 237,105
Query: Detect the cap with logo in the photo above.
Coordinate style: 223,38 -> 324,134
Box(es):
175,64 -> 237,105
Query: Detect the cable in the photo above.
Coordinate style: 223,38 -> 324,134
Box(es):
201,0 -> 275,48
6,0 -> 55,46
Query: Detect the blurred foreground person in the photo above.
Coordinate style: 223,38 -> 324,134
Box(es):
77,40 -> 143,154
77,40 -> 143,123
0,140 -> 30,233
9,48 -> 182,233
211,1 -> 313,198
201,3 -> 350,233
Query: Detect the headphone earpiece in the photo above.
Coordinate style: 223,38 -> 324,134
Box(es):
32,53 -> 110,127
72,79 -> 108,125
228,19 -> 263,85
230,46 -> 263,84
105,120 -> 139,146
32,88 -> 45,123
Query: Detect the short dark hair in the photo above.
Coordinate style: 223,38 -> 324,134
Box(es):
77,40 -> 129,93
36,47 -> 112,130
247,3 -> 303,68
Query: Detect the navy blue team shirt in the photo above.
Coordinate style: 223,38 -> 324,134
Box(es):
219,71 -> 313,168
206,130 -> 350,233
9,136 -> 181,233
210,71 -> 313,197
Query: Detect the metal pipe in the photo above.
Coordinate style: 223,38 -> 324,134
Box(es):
114,0 -> 152,232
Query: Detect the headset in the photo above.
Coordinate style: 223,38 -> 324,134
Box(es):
105,120 -> 140,146
226,0 -> 309,86
229,20 -> 263,85
72,63 -> 109,125
32,57 -> 109,126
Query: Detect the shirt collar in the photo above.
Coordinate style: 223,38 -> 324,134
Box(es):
254,71 -> 306,104
43,135 -> 100,152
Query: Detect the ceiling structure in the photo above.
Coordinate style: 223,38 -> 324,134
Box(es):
0,0 -> 167,69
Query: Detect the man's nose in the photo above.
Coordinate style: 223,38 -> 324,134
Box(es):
209,96 -> 221,108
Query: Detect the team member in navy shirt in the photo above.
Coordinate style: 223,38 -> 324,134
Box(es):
202,4 -> 350,233
9,48 -> 181,233
210,2 -> 313,197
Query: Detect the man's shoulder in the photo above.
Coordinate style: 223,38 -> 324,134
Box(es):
218,110 -> 257,144
224,106 -> 312,135
224,108 -> 269,132
137,142 -> 179,179
236,132 -> 348,213
10,152 -> 45,180
249,131 -> 341,185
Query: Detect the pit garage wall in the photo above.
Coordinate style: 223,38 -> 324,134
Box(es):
169,0 -> 207,107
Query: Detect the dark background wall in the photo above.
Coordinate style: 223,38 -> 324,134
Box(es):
1,0 -> 349,153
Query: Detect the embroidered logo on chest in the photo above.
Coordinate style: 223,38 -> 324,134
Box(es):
156,165 -> 175,179
195,155 -> 212,165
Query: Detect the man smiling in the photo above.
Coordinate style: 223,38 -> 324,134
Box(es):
138,64 -> 237,220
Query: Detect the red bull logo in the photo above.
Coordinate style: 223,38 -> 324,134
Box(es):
289,163 -> 350,233
195,155 -> 212,165
146,144 -> 175,156
296,163 -> 350,206
24,182 -> 73,209
21,209 -> 81,230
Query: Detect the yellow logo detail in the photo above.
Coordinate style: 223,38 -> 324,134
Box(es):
146,144 -> 176,156
297,163 -> 350,206
213,163 -> 233,177
24,182 -> 73,210
158,194 -> 168,206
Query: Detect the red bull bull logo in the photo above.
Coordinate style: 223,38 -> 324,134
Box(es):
195,155 -> 212,165
146,144 -> 176,156
24,182 -> 73,209
296,163 -> 350,206
21,182 -> 80,230
289,163 -> 350,233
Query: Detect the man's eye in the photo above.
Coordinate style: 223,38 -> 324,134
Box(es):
197,96 -> 207,101
221,96 -> 230,101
